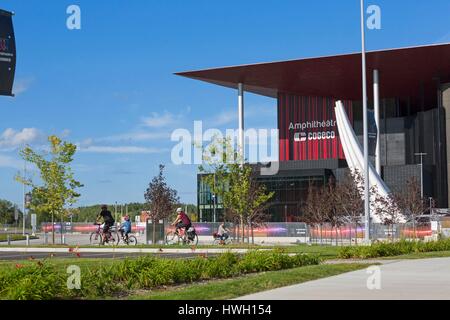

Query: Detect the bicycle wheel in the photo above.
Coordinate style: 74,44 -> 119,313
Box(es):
90,232 -> 102,246
109,230 -> 120,246
127,235 -> 138,246
186,234 -> 199,246
213,239 -> 221,246
165,231 -> 180,245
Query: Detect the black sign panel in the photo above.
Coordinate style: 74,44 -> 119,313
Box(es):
0,10 -> 16,96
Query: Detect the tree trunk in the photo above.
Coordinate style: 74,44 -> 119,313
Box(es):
152,218 -> 156,244
51,212 -> 55,245
250,219 -> 254,244
355,223 -> 358,245
335,227 -> 338,247
60,213 -> 64,245
319,224 -> 323,246
240,216 -> 245,244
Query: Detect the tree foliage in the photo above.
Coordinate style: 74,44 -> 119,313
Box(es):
144,165 -> 179,221
0,199 -> 21,226
16,135 -> 83,243
199,137 -> 274,243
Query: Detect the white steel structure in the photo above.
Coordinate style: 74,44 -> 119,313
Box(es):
335,101 -> 405,223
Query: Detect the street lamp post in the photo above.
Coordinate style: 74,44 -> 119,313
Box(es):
414,153 -> 427,199
212,194 -> 216,223
360,0 -> 370,244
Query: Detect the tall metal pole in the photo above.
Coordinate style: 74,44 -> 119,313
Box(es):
238,83 -> 245,165
415,153 -> 427,199
213,173 -> 217,223
374,69 -> 381,176
361,0 -> 370,244
22,160 -> 26,236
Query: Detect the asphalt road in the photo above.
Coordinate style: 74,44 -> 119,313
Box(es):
238,257 -> 450,300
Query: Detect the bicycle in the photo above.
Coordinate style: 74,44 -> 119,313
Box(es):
165,226 -> 198,246
118,230 -> 138,246
212,233 -> 233,245
90,223 -> 120,246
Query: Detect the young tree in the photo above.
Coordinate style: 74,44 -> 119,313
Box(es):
144,165 -> 179,244
395,177 -> 427,239
16,135 -> 83,244
0,199 -> 21,226
302,183 -> 328,245
200,137 -> 273,243
371,185 -> 402,242
324,179 -> 345,246
334,170 -> 364,245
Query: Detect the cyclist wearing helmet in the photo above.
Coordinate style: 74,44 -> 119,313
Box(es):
120,215 -> 132,240
96,205 -> 115,242
171,208 -> 191,236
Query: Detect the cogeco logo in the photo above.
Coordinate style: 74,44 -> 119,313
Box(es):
294,131 -> 336,142
0,38 -> 10,52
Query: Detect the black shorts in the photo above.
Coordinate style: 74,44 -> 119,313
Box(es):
176,222 -> 191,231
103,222 -> 114,233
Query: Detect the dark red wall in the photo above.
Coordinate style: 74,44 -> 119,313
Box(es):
278,93 -> 353,161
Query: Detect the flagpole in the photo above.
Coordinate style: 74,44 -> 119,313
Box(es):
361,0 -> 370,244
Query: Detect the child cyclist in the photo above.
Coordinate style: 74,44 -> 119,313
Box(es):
119,215 -> 132,241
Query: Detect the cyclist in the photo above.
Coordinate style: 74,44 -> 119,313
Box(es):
217,222 -> 230,244
171,208 -> 192,239
96,205 -> 115,243
119,215 -> 132,241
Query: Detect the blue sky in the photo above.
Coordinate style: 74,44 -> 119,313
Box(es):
0,0 -> 449,207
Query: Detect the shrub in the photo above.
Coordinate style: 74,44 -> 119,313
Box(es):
337,239 -> 450,259
0,250 -> 321,300
1,263 -> 65,300
203,252 -> 240,279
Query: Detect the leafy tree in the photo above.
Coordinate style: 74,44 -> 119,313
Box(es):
0,199 -> 21,226
144,165 -> 179,243
200,137 -> 273,243
16,135 -> 83,244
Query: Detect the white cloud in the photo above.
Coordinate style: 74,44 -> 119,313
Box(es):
0,128 -> 43,149
98,131 -> 169,142
142,112 -> 179,128
210,111 -> 237,127
79,145 -> 168,154
13,78 -> 34,96
0,154 -> 21,169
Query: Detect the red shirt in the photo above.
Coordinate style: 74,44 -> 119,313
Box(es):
179,212 -> 191,225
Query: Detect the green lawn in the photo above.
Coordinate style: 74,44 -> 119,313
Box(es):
382,250 -> 450,260
127,263 -> 370,300
0,234 -> 39,242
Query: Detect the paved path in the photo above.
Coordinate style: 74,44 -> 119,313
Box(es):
238,258 -> 450,300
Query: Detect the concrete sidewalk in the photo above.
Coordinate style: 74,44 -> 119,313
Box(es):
238,258 -> 450,300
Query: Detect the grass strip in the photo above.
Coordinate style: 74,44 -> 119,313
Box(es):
128,263 -> 370,300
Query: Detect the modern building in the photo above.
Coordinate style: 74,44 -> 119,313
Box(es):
177,43 -> 450,222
